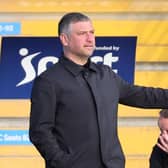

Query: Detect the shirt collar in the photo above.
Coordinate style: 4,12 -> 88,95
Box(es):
59,56 -> 98,76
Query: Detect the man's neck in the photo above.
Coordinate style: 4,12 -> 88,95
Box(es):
64,54 -> 89,66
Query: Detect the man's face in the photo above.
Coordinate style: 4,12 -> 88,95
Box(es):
62,20 -> 95,59
158,117 -> 168,133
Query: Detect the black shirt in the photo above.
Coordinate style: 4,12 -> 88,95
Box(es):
150,145 -> 168,168
29,56 -> 168,168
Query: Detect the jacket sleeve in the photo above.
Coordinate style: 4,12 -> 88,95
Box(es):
114,73 -> 168,108
29,76 -> 71,168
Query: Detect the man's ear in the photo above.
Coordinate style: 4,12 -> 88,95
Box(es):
59,33 -> 69,46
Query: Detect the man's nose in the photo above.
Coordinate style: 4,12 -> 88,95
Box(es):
86,33 -> 94,41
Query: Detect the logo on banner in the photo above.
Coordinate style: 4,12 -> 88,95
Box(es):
17,48 -> 58,87
17,47 -> 119,87
0,37 -> 137,98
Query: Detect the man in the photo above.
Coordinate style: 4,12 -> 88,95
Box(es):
150,109 -> 168,168
29,12 -> 168,168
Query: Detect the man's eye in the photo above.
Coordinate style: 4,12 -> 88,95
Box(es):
78,32 -> 85,35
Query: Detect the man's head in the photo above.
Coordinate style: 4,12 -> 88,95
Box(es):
58,12 -> 95,64
158,109 -> 168,133
58,12 -> 91,36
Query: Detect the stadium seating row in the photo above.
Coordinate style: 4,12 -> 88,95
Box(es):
22,20 -> 168,44
0,126 -> 159,168
0,0 -> 168,13
0,126 -> 159,156
0,156 -> 150,168
1,20 -> 168,62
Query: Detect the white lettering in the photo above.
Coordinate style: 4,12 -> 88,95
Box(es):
4,134 -> 22,141
16,48 -> 41,87
103,52 -> 119,73
91,52 -> 119,73
38,57 -> 58,76
91,56 -> 103,64
113,45 -> 120,51
22,134 -> 29,141
95,46 -> 113,51
16,48 -> 58,87
0,134 -> 3,141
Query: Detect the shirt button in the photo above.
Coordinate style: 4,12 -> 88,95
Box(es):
83,71 -> 89,79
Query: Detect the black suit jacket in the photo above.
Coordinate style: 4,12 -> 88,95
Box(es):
29,56 -> 168,168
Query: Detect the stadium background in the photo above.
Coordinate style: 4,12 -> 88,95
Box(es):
0,0 -> 168,168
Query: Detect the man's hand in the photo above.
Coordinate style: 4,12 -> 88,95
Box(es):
157,130 -> 168,153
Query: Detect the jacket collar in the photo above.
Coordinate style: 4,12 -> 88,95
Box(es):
59,55 -> 98,76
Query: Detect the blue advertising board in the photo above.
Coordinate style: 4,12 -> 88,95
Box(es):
0,36 -> 137,99
0,22 -> 21,35
0,130 -> 31,145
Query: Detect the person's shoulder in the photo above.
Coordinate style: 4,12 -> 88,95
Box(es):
91,62 -> 119,81
40,61 -> 62,77
35,61 -> 62,83
91,62 -> 115,74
